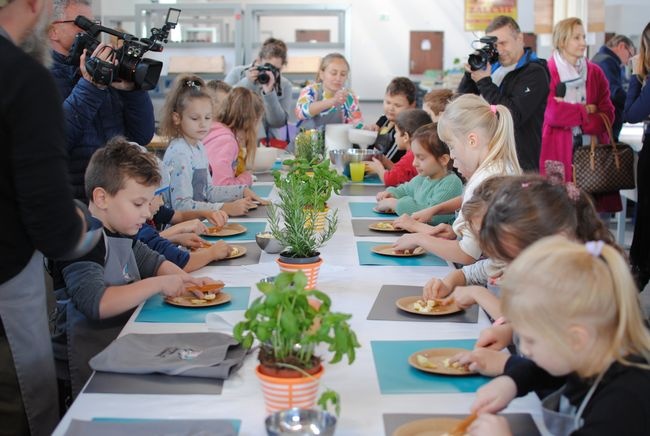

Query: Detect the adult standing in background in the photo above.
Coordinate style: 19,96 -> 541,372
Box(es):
224,38 -> 294,145
624,22 -> 650,290
539,18 -> 618,213
0,0 -> 98,434
48,0 -> 155,201
458,15 -> 549,171
592,34 -> 636,140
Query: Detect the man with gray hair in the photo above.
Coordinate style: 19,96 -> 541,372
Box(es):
458,15 -> 549,172
1,0 -> 99,434
48,0 -> 155,201
592,34 -> 636,140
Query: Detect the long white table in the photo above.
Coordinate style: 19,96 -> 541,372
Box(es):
53,183 -> 545,435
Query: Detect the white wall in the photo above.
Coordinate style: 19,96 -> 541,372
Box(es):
98,0 -> 650,100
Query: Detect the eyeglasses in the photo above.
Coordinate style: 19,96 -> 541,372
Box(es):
51,19 -> 100,26
626,46 -> 636,58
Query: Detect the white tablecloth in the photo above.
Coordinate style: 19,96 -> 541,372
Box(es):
53,184 -> 546,435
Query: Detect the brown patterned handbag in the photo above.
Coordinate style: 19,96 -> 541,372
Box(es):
573,112 -> 636,194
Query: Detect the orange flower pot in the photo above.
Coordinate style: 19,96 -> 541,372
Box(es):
276,257 -> 323,290
255,364 -> 324,414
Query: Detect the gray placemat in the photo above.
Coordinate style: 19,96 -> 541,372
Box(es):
211,242 -> 261,266
340,184 -> 385,196
383,413 -> 540,436
254,172 -> 275,183
367,285 -> 478,323
352,219 -> 407,237
83,371 -> 223,395
65,419 -> 237,436
244,204 -> 269,219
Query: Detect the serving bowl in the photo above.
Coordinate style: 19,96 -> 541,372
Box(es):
348,128 -> 378,149
256,232 -> 285,254
345,148 -> 382,163
328,150 -> 348,173
265,407 -> 337,436
253,147 -> 279,172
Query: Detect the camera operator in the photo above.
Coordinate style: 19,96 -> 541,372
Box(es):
48,0 -> 155,201
224,38 -> 293,145
1,1 -> 100,434
458,15 -> 549,171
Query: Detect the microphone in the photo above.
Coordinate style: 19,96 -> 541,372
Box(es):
556,82 -> 566,98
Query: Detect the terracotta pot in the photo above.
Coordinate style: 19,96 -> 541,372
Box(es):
255,364 -> 324,414
276,257 -> 323,290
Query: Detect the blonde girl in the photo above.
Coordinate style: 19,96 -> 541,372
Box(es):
204,87 -> 264,186
161,74 -> 259,216
295,53 -> 363,130
393,94 -> 521,264
469,236 -> 650,435
375,124 -> 462,222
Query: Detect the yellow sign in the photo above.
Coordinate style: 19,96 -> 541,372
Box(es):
465,0 -> 518,32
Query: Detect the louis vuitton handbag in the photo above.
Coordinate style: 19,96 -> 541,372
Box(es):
573,113 -> 636,194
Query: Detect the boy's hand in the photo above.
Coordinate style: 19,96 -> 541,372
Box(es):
392,233 -> 421,251
168,233 -> 205,249
203,210 -> 228,228
423,277 -> 452,300
476,324 -> 513,351
411,207 -> 437,223
366,158 -> 385,175
376,198 -> 397,212
158,275 -> 187,297
209,240 -> 230,260
468,414 -> 512,436
451,348 -> 509,376
393,214 -> 425,232
428,223 -> 456,239
243,187 -> 269,205
178,218 -> 208,235
471,376 -> 517,415
448,286 -> 478,309
222,198 -> 256,216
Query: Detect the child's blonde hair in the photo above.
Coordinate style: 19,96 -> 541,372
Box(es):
159,74 -> 212,140
437,94 -> 521,176
316,53 -> 350,82
502,236 -> 650,377
216,87 -> 264,167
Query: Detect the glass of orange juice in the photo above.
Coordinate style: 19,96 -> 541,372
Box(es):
349,162 -> 365,182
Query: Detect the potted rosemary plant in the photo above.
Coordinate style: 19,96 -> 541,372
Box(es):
233,271 -> 360,414
294,129 -> 326,164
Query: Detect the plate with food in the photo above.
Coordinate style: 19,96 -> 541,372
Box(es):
396,296 -> 462,316
408,348 -> 474,376
373,207 -> 397,215
392,417 -> 470,436
164,287 -> 231,308
224,245 -> 246,259
371,244 -> 425,257
201,223 -> 246,237
368,221 -> 404,232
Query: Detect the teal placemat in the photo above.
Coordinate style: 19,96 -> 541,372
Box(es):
356,241 -> 447,266
135,287 -> 251,323
371,339 -> 490,394
93,418 -> 241,433
251,185 -> 273,197
349,202 -> 397,218
203,222 -> 267,242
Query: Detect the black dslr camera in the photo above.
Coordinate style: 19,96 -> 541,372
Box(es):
67,8 -> 180,90
468,36 -> 499,71
254,63 -> 282,96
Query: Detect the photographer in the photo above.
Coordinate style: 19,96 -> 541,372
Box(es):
48,0 -> 155,201
458,15 -> 549,171
224,38 -> 293,145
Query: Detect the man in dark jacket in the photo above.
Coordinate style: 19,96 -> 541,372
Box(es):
592,35 -> 636,140
48,0 -> 155,201
458,15 -> 549,172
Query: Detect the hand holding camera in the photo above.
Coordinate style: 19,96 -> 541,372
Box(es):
246,62 -> 282,96
466,36 -> 499,82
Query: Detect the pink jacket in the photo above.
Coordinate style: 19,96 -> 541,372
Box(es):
539,57 -> 615,180
204,122 -> 253,187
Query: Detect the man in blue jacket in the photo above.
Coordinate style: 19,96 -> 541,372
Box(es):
592,35 -> 636,141
458,15 -> 549,172
48,0 -> 155,201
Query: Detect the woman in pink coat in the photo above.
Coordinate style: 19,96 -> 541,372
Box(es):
204,88 -> 264,187
539,17 -> 618,212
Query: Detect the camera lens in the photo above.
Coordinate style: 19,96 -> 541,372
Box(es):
257,71 -> 270,84
468,51 -> 487,71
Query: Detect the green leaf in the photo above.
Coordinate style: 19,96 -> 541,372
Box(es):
280,311 -> 298,336
317,389 -> 341,417
292,271 -> 308,290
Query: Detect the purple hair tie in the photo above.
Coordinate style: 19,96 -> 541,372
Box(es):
585,240 -> 605,257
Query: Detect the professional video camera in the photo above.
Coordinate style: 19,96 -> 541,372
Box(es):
468,36 -> 499,71
67,8 -> 181,90
253,63 -> 282,96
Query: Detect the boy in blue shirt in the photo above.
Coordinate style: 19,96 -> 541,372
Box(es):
51,137 -> 220,398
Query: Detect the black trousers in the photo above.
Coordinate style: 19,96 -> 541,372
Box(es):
630,135 -> 650,289
0,318 -> 30,436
